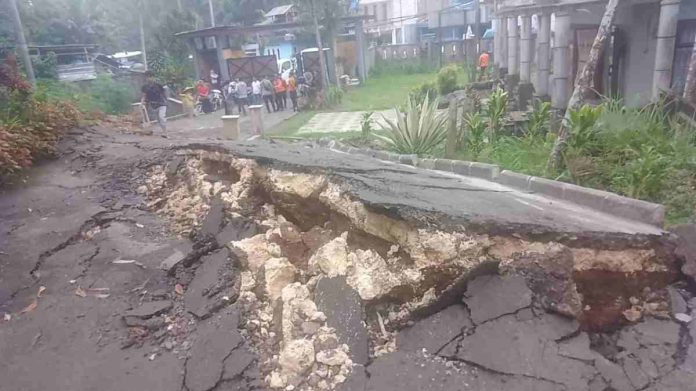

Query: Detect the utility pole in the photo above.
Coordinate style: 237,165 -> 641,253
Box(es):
139,0 -> 147,70
311,0 -> 329,90
177,0 -> 182,12
474,0 -> 481,52
8,0 -> 35,86
208,0 -> 216,27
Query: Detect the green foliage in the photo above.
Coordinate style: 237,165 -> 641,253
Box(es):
566,105 -> 602,152
486,88 -> 507,142
611,145 -> 669,200
462,112 -> 486,159
369,60 -> 434,77
436,65 -> 458,95
375,94 -> 447,155
32,52 -> 58,79
148,51 -> 193,91
526,102 -> 551,138
326,86 -> 344,107
35,76 -> 135,115
408,81 -> 437,105
360,111 -> 374,139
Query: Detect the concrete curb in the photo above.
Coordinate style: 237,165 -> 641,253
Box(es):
326,141 -> 665,227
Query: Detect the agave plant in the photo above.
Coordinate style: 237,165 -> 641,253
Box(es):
376,94 -> 447,155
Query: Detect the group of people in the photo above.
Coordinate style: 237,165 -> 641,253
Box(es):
218,73 -> 299,116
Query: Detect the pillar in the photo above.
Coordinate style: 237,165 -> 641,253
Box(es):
216,35 -> 229,82
507,16 -> 519,76
248,105 -> 264,136
536,13 -> 551,97
356,19 -> 367,81
221,115 -> 240,140
520,15 -> 532,83
499,16 -> 508,72
552,11 -> 571,110
652,0 -> 681,99
493,17 -> 501,67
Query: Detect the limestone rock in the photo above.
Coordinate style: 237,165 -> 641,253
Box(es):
279,339 -> 315,378
316,348 -> 350,367
230,234 -> 282,273
280,283 -> 320,343
462,275 -> 532,324
309,235 -> 350,277
263,257 -> 297,301
345,249 -> 415,301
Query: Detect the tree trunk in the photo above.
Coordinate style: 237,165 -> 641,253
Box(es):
547,0 -> 620,172
683,36 -> 696,105
312,0 -> 329,91
8,0 -> 35,86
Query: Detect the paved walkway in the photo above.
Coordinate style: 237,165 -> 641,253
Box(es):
146,108 -> 297,140
297,109 -> 398,135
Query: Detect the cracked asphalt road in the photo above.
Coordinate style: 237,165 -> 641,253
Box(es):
0,125 -> 694,391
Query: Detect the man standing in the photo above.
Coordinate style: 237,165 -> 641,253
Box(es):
478,51 -> 490,81
261,76 -> 276,113
274,76 -> 287,111
235,78 -> 248,115
251,77 -> 262,105
141,71 -> 168,135
287,72 -> 298,112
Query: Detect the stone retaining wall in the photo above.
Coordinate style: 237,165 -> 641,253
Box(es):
326,141 -> 665,227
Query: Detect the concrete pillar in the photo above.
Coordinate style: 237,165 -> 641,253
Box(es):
499,16 -> 508,72
552,11 -> 572,110
248,105 -> 264,136
493,17 -> 501,67
536,13 -> 551,97
652,0 -> 681,99
520,15 -> 532,83
216,35 -> 229,82
187,39 -> 202,80
356,19 -> 367,81
507,16 -> 519,75
221,115 -> 240,140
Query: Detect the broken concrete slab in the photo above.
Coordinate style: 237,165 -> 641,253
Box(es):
159,249 -> 186,272
336,364 -> 367,391
454,314 -> 590,390
200,197 -> 225,237
221,346 -> 256,381
667,286 -> 688,315
365,350 -> 564,391
185,309 -> 244,391
216,216 -> 260,245
594,355 -> 634,391
314,276 -> 369,365
398,304 -> 471,354
462,274 -> 532,324
123,300 -> 172,319
184,248 -> 239,318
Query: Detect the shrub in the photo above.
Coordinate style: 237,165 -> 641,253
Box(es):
32,52 -> 58,79
436,65 -> 458,95
409,81 -> 437,104
526,101 -> 551,138
486,88 -> 508,141
462,112 -> 486,159
89,75 -> 137,115
375,94 -> 447,155
361,111 -> 374,139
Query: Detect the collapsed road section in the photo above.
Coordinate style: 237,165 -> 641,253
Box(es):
134,139 -> 694,391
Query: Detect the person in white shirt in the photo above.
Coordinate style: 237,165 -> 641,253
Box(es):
235,78 -> 248,115
251,78 -> 262,105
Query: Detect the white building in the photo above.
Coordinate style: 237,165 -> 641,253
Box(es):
360,0 -> 423,44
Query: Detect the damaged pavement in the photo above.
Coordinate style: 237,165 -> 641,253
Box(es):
1,126 -> 696,391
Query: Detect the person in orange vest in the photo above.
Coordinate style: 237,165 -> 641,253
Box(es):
478,51 -> 490,81
287,72 -> 298,112
274,76 -> 287,111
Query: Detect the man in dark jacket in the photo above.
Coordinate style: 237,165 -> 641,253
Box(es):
141,71 -> 168,134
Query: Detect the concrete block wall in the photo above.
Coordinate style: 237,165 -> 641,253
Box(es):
326,140 -> 666,227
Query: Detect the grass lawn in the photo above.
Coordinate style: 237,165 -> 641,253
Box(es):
268,67 -> 468,137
